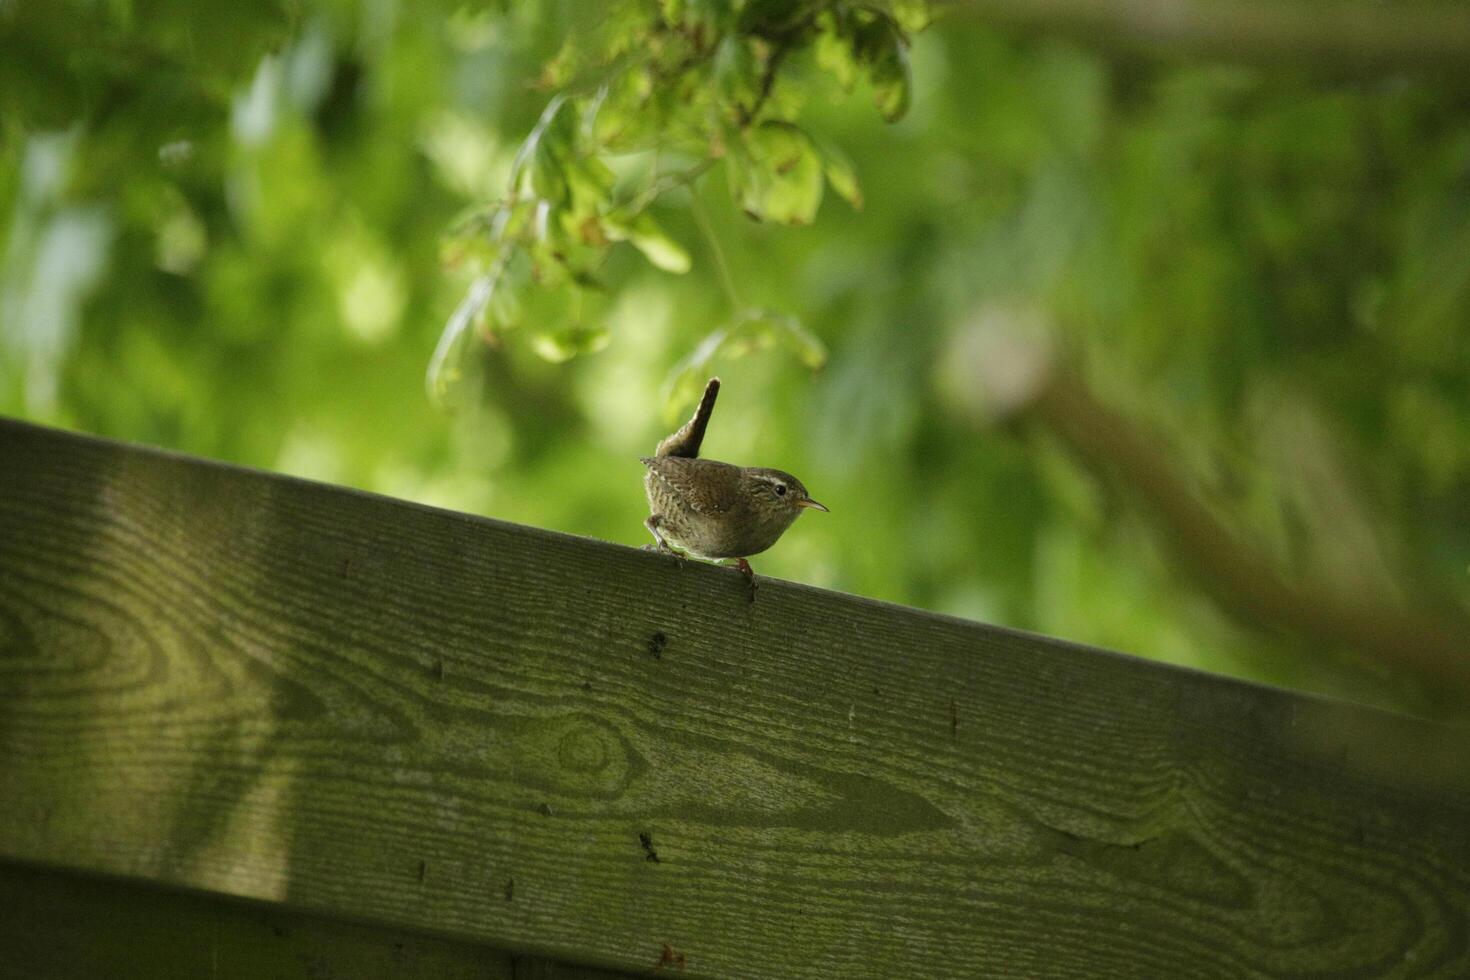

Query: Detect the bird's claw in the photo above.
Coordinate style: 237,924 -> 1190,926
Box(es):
724,557 -> 757,603
643,515 -> 686,567
643,541 -> 686,568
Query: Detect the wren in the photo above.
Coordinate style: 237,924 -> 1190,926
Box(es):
642,378 -> 827,597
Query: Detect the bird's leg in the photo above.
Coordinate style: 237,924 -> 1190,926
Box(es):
642,515 -> 685,566
719,557 -> 758,603
643,514 -> 666,549
739,558 -> 758,603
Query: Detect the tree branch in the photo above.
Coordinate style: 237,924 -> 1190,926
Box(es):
943,0 -> 1470,80
1029,370 -> 1470,705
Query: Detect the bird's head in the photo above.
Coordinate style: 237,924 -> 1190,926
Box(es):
742,467 -> 828,521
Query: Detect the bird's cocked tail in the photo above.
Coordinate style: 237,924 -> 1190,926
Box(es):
655,377 -> 720,458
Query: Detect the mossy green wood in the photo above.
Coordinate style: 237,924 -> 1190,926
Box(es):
1,417 -> 1468,979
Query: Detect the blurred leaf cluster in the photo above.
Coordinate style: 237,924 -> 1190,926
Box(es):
3,0 -> 1470,715
429,0 -> 922,406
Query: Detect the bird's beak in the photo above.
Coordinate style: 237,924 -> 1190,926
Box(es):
798,498 -> 829,512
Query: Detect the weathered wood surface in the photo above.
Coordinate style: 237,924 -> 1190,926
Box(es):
1,417 -> 1469,978
0,860 -> 632,980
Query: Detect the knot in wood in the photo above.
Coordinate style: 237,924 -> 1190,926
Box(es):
557,722 -> 612,776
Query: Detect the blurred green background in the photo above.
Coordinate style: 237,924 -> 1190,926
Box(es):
3,0 -> 1469,715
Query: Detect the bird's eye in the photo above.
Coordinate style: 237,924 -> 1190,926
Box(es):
774,484 -> 786,496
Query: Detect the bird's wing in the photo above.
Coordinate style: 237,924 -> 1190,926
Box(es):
641,456 -> 741,514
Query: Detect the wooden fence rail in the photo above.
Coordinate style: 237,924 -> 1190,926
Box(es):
2,417 -> 1468,978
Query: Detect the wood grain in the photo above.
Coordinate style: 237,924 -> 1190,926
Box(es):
2,417 -> 1468,979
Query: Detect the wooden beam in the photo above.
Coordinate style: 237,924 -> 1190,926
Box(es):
1,417 -> 1468,978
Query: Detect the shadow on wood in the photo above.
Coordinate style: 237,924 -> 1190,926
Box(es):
0,860 -> 633,980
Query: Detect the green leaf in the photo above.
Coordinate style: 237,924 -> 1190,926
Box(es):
529,201 -> 608,284
888,0 -> 932,33
602,208 -> 691,273
713,35 -> 759,109
685,0 -> 735,33
810,131 -> 863,210
486,248 -> 533,330
529,142 -> 568,204
511,96 -> 571,200
772,312 -> 828,369
814,12 -> 859,91
659,308 -> 825,419
854,15 -> 912,123
530,323 -> 610,363
729,121 -> 824,225
527,104 -> 581,206
661,0 -> 735,34
871,45 -> 911,123
629,212 -> 692,273
729,309 -> 827,368
565,153 -> 616,210
427,272 -> 497,406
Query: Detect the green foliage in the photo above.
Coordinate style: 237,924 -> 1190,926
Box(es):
4,0 -> 1470,714
730,122 -> 826,224
428,0 -> 921,408
663,307 -> 827,422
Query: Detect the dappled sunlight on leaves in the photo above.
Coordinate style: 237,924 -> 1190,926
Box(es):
428,1 -> 924,395
6,0 -> 1470,712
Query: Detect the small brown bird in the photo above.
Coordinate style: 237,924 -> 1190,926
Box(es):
642,378 -> 826,595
